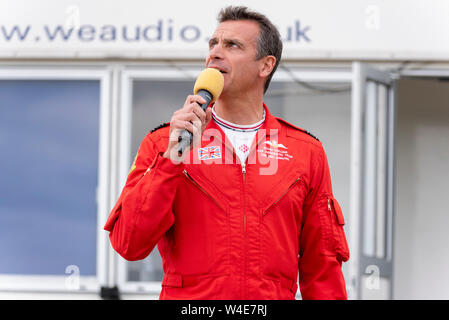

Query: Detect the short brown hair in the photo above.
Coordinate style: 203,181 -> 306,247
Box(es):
217,6 -> 283,93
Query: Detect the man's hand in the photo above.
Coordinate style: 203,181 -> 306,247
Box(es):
163,95 -> 212,162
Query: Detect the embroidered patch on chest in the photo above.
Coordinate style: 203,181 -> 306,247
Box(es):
257,140 -> 293,161
198,146 -> 222,160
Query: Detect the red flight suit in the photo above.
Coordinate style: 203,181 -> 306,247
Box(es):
104,104 -> 350,299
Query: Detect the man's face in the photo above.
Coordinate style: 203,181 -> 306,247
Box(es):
206,20 -> 264,96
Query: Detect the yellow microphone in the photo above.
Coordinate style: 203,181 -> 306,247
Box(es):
178,68 -> 224,156
193,68 -> 224,102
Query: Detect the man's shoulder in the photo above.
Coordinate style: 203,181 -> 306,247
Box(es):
145,122 -> 171,140
138,122 -> 171,151
275,117 -> 322,147
150,122 -> 170,135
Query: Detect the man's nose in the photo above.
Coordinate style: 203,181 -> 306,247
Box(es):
208,43 -> 224,60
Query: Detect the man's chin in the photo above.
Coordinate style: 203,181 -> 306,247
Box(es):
218,86 -> 230,99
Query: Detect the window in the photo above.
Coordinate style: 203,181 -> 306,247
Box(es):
0,68 -> 110,294
0,80 -> 99,276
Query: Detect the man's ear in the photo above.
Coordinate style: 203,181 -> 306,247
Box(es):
259,55 -> 276,78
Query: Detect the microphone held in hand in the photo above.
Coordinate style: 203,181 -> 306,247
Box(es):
177,68 -> 224,156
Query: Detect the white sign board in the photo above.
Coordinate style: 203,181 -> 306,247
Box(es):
0,0 -> 448,60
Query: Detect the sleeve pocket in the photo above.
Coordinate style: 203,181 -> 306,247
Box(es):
329,197 -> 350,262
318,195 -> 350,262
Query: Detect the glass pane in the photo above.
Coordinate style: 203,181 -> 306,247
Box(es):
0,80 -> 99,276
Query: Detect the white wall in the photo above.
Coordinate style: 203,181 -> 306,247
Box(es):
394,77 -> 449,299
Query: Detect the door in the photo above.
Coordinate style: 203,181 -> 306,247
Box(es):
348,62 -> 397,299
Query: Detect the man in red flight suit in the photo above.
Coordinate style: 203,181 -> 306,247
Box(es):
104,6 -> 350,299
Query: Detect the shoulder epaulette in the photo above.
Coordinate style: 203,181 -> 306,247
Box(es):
276,117 -> 320,142
301,129 -> 320,141
150,122 -> 170,133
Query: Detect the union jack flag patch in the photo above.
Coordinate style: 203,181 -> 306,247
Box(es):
198,146 -> 222,160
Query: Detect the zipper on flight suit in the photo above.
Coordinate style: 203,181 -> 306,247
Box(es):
241,162 -> 247,299
183,169 -> 224,212
242,163 -> 246,231
263,177 -> 301,215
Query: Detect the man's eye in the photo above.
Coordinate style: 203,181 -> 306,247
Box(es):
226,42 -> 239,49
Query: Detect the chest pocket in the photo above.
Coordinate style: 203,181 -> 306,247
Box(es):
259,174 -> 307,280
261,173 -> 305,218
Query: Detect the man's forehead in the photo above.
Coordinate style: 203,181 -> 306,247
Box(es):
211,20 -> 260,42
